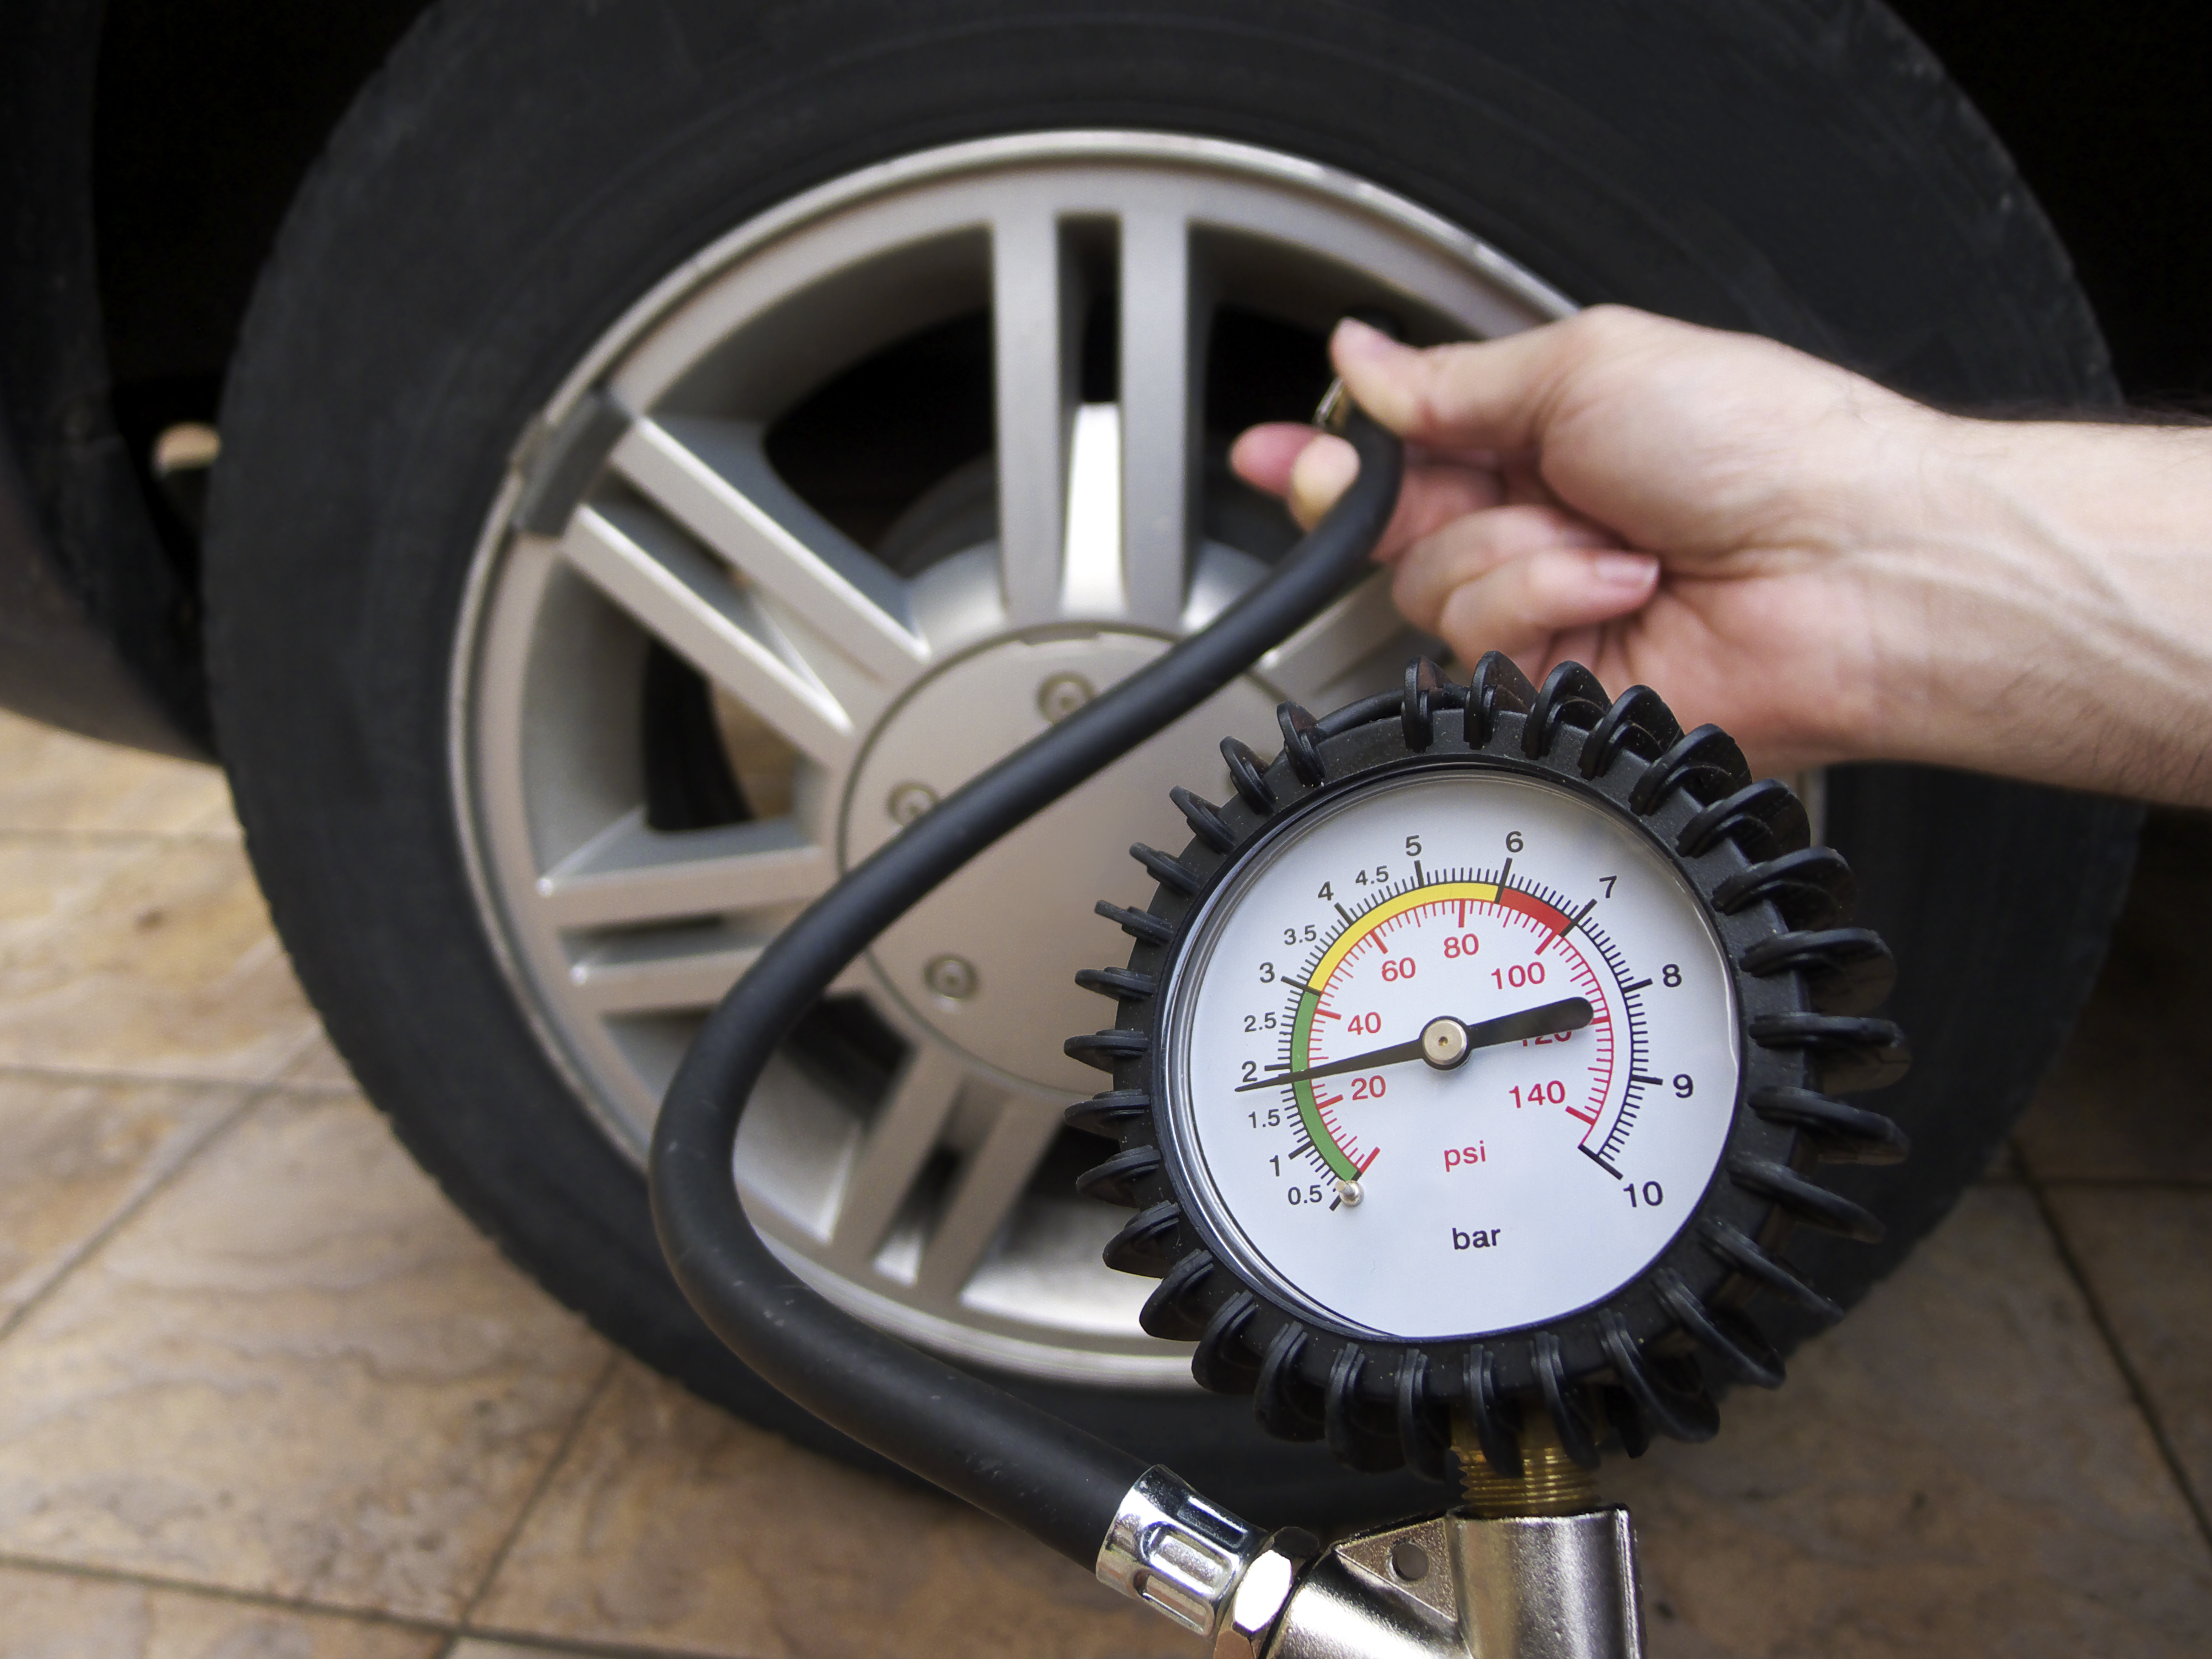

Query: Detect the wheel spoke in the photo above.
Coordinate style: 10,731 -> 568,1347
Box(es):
536,810 -> 832,930
561,503 -> 858,769
1118,211 -> 1198,628
826,1042 -> 967,1267
610,417 -> 928,683
563,925 -> 763,1015
916,1098 -> 1064,1296
1258,569 -> 1416,708
1058,403 -> 1124,615
992,210 -> 1081,625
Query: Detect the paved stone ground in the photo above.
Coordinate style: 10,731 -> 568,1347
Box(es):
0,706 -> 2205,1658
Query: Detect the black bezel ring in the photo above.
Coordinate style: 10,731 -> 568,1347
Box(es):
1064,653 -> 1910,1476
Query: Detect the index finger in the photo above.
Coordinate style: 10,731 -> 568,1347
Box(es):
1250,429 -> 1506,557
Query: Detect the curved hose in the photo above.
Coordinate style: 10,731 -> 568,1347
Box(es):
650,409 -> 1403,1566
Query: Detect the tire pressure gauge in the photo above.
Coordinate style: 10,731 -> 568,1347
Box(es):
1068,653 -> 1910,1473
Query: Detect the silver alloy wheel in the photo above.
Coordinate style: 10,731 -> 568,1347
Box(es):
452,132 -> 1570,1384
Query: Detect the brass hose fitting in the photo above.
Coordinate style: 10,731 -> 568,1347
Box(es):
1452,1409 -> 1600,1518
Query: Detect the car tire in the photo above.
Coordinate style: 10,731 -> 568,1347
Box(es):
205,0 -> 2138,1523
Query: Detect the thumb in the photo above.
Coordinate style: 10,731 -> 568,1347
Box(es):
1330,313 -> 1595,455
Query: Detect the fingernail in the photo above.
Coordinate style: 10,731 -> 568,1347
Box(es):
1333,316 -> 1396,360
1592,551 -> 1658,586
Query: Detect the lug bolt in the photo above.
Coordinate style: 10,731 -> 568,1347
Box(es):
1036,672 -> 1094,723
924,954 -> 979,1000
886,782 -> 938,825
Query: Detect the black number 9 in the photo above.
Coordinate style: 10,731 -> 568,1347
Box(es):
1672,1073 -> 1694,1098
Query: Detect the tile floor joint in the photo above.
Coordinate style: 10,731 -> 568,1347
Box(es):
2018,1144 -> 2212,1553
0,1085 -> 263,1348
0,1547 -> 455,1637
452,1349 -> 628,1632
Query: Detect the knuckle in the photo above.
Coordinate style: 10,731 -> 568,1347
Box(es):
1561,304 -> 1639,360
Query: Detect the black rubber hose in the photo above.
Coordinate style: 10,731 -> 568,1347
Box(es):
650,409 -> 1403,1567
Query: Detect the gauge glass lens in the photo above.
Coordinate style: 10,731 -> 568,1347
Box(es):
1164,769 -> 1738,1341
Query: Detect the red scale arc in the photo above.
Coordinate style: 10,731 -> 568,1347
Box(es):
1497,886 -> 1571,932
1299,896 -> 1618,1168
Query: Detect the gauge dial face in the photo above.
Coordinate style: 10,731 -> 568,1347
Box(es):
1163,769 -> 1740,1341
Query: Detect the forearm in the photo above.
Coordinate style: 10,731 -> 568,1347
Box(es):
1859,418 -> 2212,806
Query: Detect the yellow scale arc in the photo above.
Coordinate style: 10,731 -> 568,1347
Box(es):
1288,881 -> 1503,1183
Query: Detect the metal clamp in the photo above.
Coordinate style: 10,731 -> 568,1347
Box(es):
1101,1465 -> 1645,1659
1096,1466 -> 1301,1653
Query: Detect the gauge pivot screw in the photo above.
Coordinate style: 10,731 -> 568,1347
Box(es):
1419,1016 -> 1469,1070
1336,1178 -> 1364,1207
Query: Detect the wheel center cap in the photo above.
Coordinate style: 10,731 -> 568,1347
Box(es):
842,631 -> 1281,1094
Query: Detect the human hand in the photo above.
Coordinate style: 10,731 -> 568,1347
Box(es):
1235,309 -> 1957,776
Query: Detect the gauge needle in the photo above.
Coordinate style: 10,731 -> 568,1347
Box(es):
1233,996 -> 1594,1091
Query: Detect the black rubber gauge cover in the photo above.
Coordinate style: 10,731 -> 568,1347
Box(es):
1066,655 -> 1910,1476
